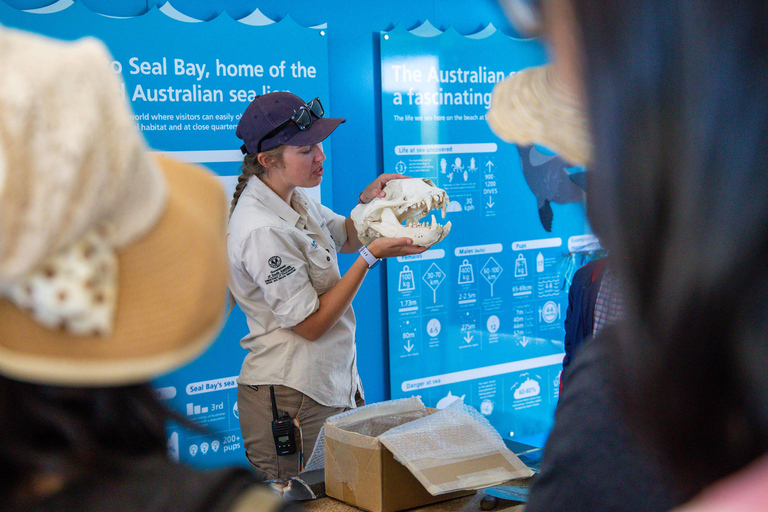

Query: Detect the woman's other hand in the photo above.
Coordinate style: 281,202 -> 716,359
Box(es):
358,173 -> 408,204
367,237 -> 428,259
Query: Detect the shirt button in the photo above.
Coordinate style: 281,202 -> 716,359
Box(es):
326,256 -> 331,261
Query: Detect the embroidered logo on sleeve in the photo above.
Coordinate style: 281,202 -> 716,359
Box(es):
265,255 -> 295,285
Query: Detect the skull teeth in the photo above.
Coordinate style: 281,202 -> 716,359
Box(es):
401,195 -> 451,228
404,215 -> 443,231
351,178 -> 451,246
407,196 -> 448,218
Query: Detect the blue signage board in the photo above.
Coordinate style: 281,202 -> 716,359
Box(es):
1,2 -> 333,469
0,3 -> 335,201
381,23 -> 593,440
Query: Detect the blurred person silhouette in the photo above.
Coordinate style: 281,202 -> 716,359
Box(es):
490,65 -> 686,511
0,27 -> 287,512
490,0 -> 768,510
561,255 -> 625,392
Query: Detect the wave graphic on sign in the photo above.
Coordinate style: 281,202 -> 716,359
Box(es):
22,0 -> 73,14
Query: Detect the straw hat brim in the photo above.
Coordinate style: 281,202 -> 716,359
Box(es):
0,155 -> 229,387
488,65 -> 592,167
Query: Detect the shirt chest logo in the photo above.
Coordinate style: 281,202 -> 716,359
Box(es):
268,256 -> 282,268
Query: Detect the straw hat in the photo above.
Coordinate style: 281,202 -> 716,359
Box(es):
487,64 -> 592,167
0,28 -> 229,386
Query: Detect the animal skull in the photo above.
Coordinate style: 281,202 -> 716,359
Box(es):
351,178 -> 451,247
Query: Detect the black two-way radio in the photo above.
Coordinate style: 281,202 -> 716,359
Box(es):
270,385 -> 297,456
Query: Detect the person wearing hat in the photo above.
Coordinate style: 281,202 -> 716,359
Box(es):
0,27 -> 289,512
228,92 -> 427,480
491,0 -> 768,511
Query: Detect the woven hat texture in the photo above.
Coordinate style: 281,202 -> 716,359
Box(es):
487,64 -> 591,167
0,27 -> 229,386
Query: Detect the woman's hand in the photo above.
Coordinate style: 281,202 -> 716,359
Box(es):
367,237 -> 428,259
358,173 -> 408,204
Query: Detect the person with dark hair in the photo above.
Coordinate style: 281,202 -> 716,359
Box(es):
228,92 -> 427,480
490,65 -> 686,512
490,0 -> 768,510
0,27 -> 285,512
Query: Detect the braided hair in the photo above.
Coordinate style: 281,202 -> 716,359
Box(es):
229,146 -> 285,217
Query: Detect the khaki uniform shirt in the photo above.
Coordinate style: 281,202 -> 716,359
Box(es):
227,176 -> 362,408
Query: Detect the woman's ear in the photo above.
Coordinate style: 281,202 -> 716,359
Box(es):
257,153 -> 275,168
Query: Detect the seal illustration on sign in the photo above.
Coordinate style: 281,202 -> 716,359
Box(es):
436,391 -> 465,409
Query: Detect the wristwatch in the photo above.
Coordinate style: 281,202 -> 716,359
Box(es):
359,245 -> 381,268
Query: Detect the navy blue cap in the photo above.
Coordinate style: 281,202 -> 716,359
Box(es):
236,92 -> 345,155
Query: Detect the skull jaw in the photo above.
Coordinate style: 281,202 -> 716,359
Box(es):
350,178 -> 452,247
362,219 -> 452,247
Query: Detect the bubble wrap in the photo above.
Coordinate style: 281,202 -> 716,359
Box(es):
377,399 -> 533,494
378,398 -> 508,462
302,396 -> 426,473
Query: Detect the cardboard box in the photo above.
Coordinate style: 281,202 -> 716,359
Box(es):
324,398 -> 533,512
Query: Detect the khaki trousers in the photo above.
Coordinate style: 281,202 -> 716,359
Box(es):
237,384 -> 363,481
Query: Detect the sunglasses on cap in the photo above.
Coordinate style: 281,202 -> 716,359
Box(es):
256,97 -> 325,153
498,0 -> 543,38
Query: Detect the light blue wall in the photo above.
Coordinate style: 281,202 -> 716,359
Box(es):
2,0 -> 522,404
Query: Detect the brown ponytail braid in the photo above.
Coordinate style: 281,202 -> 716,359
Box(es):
229,146 -> 284,217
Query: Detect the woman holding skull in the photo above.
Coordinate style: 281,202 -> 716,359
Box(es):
227,91 -> 427,480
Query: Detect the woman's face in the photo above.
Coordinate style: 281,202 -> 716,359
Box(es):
272,142 -> 327,189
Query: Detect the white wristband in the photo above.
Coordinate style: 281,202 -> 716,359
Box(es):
359,245 -> 380,268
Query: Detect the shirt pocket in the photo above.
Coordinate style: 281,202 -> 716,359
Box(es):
306,244 -> 338,295
319,218 -> 337,249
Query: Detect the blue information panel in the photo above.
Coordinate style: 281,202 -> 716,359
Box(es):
1,2 -> 333,469
381,24 -> 593,440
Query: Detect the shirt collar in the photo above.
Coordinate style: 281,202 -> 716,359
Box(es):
245,176 -> 305,228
